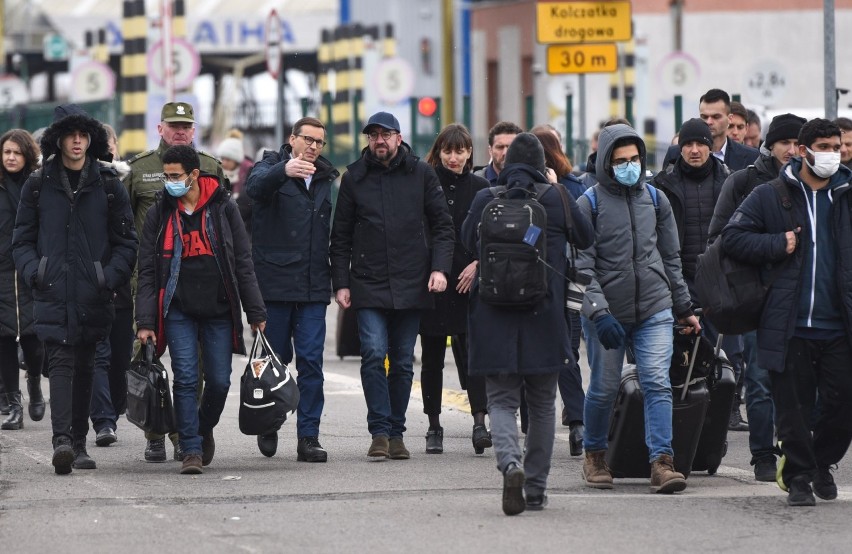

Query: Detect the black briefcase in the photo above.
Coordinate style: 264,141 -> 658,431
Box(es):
126,338 -> 176,435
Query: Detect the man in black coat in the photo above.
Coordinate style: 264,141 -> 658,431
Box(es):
662,89 -> 759,172
12,105 -> 138,475
708,112 -> 806,482
330,112 -> 454,460
246,116 -> 339,462
722,119 -> 852,507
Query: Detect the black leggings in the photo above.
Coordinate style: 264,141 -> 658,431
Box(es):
0,334 -> 44,393
420,333 -> 488,416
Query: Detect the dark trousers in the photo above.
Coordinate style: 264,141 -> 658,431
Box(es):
46,341 -> 97,444
90,308 -> 134,432
0,334 -> 44,393
771,336 -> 852,486
558,310 -> 585,424
420,334 -> 488,416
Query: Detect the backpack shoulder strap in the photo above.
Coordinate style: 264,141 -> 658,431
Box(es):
582,186 -> 598,227
646,183 -> 660,218
770,179 -> 794,227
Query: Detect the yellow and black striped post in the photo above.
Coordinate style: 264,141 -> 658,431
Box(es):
608,47 -> 621,119
173,0 -> 186,39
623,37 -> 635,127
120,0 -> 147,158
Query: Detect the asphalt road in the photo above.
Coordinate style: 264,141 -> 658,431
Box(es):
2,304 -> 851,553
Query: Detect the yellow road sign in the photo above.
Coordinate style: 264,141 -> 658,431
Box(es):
547,44 -> 618,74
537,1 -> 632,44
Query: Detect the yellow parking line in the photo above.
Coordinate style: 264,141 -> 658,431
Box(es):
411,381 -> 472,414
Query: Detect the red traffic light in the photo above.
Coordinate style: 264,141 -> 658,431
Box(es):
418,97 -> 438,117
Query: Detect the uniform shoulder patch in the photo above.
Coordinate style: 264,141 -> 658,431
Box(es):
127,149 -> 156,164
198,150 -> 222,164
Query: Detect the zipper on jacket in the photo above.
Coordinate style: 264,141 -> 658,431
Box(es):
802,188 -> 818,327
627,192 -> 641,323
14,270 -> 20,343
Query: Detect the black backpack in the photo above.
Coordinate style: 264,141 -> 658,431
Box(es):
694,180 -> 795,335
478,184 -> 549,309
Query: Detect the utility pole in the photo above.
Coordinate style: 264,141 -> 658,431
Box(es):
824,0 -> 837,119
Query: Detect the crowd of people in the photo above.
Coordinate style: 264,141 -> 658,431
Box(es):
1,87 -> 851,514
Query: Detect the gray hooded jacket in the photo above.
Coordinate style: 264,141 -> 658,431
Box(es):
576,124 -> 693,324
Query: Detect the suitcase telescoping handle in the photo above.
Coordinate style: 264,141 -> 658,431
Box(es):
680,330 -> 703,402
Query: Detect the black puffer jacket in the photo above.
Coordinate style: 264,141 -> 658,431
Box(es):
12,156 -> 138,345
0,169 -> 36,338
653,156 -> 729,278
330,144 -> 455,310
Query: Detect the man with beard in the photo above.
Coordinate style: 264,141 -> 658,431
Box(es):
330,112 -> 454,460
473,121 -> 523,185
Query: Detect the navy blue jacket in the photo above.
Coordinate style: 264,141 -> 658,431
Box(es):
461,163 -> 594,376
12,156 -> 138,345
246,145 -> 339,304
721,159 -> 852,372
663,138 -> 759,172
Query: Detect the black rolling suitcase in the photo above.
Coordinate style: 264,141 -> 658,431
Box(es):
691,336 -> 736,474
336,307 -> 361,359
606,335 -> 710,479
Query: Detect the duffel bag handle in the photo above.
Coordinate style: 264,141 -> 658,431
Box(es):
256,329 -> 284,368
144,337 -> 156,366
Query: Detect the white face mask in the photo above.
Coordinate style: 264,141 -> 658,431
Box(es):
805,147 -> 841,178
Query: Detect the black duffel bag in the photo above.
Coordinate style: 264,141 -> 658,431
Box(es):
126,338 -> 176,435
239,330 -> 299,436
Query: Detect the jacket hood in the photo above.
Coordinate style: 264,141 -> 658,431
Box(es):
40,106 -> 111,163
496,163 -> 547,190
595,124 -> 646,188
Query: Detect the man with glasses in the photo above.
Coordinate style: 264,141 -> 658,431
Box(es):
330,112 -> 454,459
245,117 -> 339,462
125,101 -> 226,463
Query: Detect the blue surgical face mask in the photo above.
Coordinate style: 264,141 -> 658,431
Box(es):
164,179 -> 191,197
613,160 -> 641,186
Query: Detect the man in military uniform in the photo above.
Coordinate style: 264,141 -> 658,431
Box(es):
125,101 -> 225,463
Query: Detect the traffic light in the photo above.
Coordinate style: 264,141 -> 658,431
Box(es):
418,96 -> 438,118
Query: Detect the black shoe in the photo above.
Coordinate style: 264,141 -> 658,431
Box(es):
27,374 -> 45,422
174,444 -> 185,462
502,463 -> 526,516
568,422 -> 584,457
425,427 -> 443,454
297,437 -> 328,462
728,406 -> 749,432
72,439 -> 97,470
144,438 -> 167,463
526,493 -> 549,511
0,386 -> 9,415
813,466 -> 838,501
201,430 -> 215,466
472,424 -> 492,455
1,392 -> 23,430
753,456 -> 777,482
52,437 -> 74,475
258,432 -> 278,458
787,475 -> 816,507
95,428 -> 117,447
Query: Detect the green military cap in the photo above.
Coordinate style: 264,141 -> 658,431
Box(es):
161,102 -> 195,123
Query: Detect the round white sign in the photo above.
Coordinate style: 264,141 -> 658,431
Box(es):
374,57 -> 415,105
266,9 -> 283,78
0,75 -> 29,109
70,61 -> 116,102
743,61 -> 788,106
149,38 -> 201,90
657,52 -> 701,97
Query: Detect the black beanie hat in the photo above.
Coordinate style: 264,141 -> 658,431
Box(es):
678,118 -> 713,148
765,113 -> 807,148
505,132 -> 546,174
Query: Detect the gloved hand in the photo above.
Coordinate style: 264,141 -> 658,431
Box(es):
594,313 -> 625,350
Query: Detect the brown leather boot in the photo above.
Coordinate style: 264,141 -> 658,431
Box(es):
650,454 -> 687,494
583,450 -> 613,489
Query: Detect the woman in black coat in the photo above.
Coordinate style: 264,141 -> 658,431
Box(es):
419,124 -> 490,454
0,129 -> 45,429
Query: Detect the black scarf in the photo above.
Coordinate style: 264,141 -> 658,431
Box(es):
677,155 -> 713,181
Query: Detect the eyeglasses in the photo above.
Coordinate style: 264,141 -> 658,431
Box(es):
612,156 -> 641,170
297,135 -> 326,148
161,172 -> 187,183
367,130 -> 397,142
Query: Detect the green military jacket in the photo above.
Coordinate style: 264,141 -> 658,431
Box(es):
124,139 -> 226,236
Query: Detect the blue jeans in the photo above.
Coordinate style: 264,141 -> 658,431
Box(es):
165,306 -> 234,455
357,308 -> 420,438
742,330 -> 776,461
583,309 -> 675,461
265,302 -> 327,438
